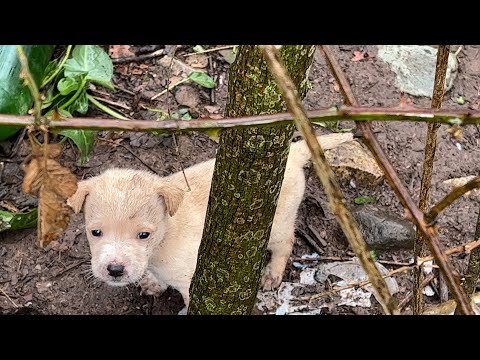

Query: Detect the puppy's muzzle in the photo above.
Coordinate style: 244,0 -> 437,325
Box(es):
107,263 -> 125,278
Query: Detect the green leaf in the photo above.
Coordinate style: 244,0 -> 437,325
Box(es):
0,209 -> 38,233
64,45 -> 113,89
69,89 -> 88,114
181,112 -> 192,120
42,59 -> 59,84
57,76 -> 80,95
58,108 -> 73,118
188,71 -> 215,89
60,129 -> 95,164
354,196 -> 377,205
456,96 -> 465,105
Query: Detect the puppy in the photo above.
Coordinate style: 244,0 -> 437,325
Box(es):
67,133 -> 352,310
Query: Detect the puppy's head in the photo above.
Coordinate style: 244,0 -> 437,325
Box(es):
68,168 -> 184,286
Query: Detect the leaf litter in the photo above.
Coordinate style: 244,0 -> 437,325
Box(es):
22,133 -> 78,247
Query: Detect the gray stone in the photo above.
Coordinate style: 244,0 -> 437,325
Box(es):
377,45 -> 458,98
352,204 -> 415,251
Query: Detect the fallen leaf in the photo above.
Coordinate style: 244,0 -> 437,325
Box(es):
109,45 -> 135,59
139,64 -> 149,69
351,51 -> 368,62
0,201 -> 18,213
205,105 -> 220,114
35,281 -> 52,294
22,134 -> 78,247
115,65 -> 129,76
333,82 -> 340,92
185,54 -> 209,69
132,68 -> 143,75
219,49 -> 236,64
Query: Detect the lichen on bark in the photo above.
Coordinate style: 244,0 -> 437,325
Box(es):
188,45 -> 315,314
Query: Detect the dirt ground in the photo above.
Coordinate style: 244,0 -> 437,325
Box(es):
1,45 -> 479,315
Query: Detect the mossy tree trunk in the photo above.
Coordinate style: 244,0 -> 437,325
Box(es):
188,45 -> 315,314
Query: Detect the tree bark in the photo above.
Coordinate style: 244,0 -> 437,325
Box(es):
188,45 -> 315,314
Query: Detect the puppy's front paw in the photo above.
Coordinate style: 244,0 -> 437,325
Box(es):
260,270 -> 283,291
139,273 -> 165,297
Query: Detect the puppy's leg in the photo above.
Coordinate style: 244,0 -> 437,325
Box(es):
177,286 -> 190,315
261,222 -> 296,291
261,171 -> 305,291
139,271 -> 167,297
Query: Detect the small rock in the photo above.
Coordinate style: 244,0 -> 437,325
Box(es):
299,268 -> 317,285
352,204 -> 415,250
325,141 -> 384,186
174,86 -> 200,109
377,45 -> 458,98
442,176 -> 480,200
34,264 -> 41,271
35,281 -> 52,294
10,273 -> 18,286
219,49 -> 237,64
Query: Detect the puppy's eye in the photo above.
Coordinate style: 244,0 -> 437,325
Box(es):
91,229 -> 103,237
138,232 -> 150,240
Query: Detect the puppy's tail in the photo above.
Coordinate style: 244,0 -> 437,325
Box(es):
288,132 -> 353,169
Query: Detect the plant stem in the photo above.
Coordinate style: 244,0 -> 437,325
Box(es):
41,45 -> 72,88
414,45 -> 451,314
59,78 -> 87,110
16,45 -> 42,125
87,94 -> 128,120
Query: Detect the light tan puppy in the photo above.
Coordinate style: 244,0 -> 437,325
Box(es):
67,133 -> 352,309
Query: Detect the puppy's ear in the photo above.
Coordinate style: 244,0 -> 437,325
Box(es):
67,180 -> 91,214
157,183 -> 185,217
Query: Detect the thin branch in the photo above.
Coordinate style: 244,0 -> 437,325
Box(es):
111,48 -> 164,64
87,95 -> 129,120
300,239 -> 480,303
184,45 -> 235,57
261,45 -> 398,315
398,273 -> 436,312
319,45 -> 474,315
2,106 -> 480,133
0,287 -> 19,308
427,176 -> 480,221
414,45 -> 451,313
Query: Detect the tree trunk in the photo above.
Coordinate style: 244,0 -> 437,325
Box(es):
188,45 -> 315,314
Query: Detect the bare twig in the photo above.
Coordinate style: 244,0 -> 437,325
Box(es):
300,239 -> 480,302
91,96 -> 132,111
398,273 -> 436,311
457,207 -> 480,314
0,287 -> 19,308
111,49 -> 164,64
427,176 -> 480,221
54,259 -> 89,279
296,228 -> 324,255
261,45 -> 399,315
184,45 -> 235,57
98,137 -> 166,176
2,107 -> 480,133
414,45 -> 451,314
319,45 -> 474,315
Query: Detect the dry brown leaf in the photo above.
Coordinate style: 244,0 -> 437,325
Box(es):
22,138 -> 78,247
109,45 -> 135,59
351,51 -> 368,62
132,68 -> 143,75
115,65 -> 129,76
0,201 -> 18,213
185,54 -> 209,69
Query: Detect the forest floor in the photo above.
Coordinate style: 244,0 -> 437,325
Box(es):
1,45 -> 480,315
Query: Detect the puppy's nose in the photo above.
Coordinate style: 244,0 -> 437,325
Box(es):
107,263 -> 125,278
